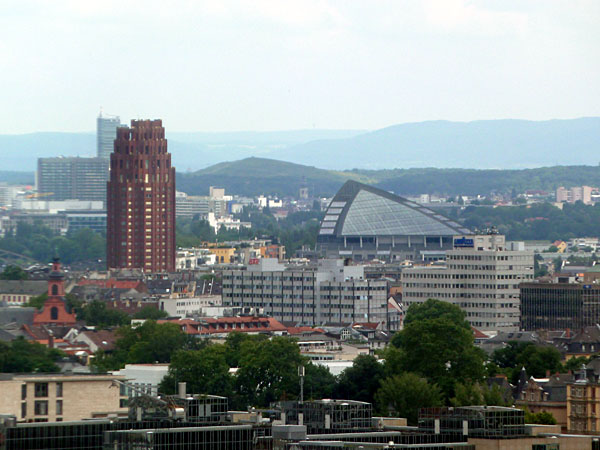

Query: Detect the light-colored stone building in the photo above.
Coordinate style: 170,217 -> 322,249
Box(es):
222,259 -> 389,326
402,234 -> 534,332
0,373 -> 128,422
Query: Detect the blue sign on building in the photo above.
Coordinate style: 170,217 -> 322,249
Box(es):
454,237 -> 474,248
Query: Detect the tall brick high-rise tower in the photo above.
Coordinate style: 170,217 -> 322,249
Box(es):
107,120 -> 175,272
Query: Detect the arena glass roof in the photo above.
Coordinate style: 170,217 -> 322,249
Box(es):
319,181 -> 471,237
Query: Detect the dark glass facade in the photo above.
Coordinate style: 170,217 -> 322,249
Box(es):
520,282 -> 600,330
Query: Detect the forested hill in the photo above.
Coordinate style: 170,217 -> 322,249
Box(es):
179,158 -> 600,197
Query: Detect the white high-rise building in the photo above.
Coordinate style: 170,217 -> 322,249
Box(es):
97,112 -> 122,159
401,234 -> 534,332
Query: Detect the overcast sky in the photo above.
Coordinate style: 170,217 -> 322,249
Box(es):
1,0 -> 599,134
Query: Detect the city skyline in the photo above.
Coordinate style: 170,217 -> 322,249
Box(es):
1,1 -> 598,134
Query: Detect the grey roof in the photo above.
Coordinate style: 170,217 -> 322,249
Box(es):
0,280 -> 47,296
319,181 -> 470,238
0,307 -> 36,326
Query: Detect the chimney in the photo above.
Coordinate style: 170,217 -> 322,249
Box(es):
48,333 -> 54,349
178,382 -> 187,399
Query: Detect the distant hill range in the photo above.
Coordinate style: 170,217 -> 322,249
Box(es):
179,158 -> 600,198
1,118 -> 598,172
2,157 -> 600,198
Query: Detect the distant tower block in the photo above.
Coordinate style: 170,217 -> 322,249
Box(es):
97,111 -> 123,159
107,120 -> 176,272
299,187 -> 309,200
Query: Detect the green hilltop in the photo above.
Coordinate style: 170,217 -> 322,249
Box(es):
178,157 -> 600,198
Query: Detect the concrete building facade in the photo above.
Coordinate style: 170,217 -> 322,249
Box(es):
37,157 -> 109,202
402,235 -> 534,332
0,373 -> 128,422
107,120 -> 176,272
222,259 -> 389,326
97,113 -> 123,160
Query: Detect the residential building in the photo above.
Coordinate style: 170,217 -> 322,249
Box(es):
0,183 -> 18,208
520,281 -> 600,331
207,212 -> 251,233
175,191 -> 209,218
65,210 -> 106,234
568,237 -> 600,252
37,157 -> 109,202
316,180 -> 471,262
112,364 -> 169,397
566,367 -> 600,433
0,280 -> 47,307
222,258 -> 389,326
402,234 -> 534,332
106,120 -> 176,272
97,113 -> 123,160
176,248 -> 217,269
0,212 -> 69,237
556,185 -> 595,205
0,373 -> 128,422
208,246 -> 236,264
159,295 -> 222,317
515,372 -> 571,430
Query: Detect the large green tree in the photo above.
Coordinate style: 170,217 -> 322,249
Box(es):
0,265 -> 28,280
375,373 -> 442,425
234,336 -> 305,408
334,355 -> 385,404
160,345 -> 232,398
390,299 -> 486,400
0,337 -> 63,373
92,321 -> 188,371
491,341 -> 563,383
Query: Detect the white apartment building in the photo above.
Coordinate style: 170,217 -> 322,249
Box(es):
159,295 -> 222,318
401,234 -> 534,332
222,259 -> 389,326
112,364 -> 169,397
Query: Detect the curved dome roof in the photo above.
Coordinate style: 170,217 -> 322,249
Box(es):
319,181 -> 470,237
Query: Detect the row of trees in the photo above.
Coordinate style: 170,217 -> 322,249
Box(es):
0,223 -> 105,264
458,202 -> 600,241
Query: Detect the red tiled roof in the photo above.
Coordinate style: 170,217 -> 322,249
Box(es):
472,327 -> 489,339
158,316 -> 288,335
286,326 -> 325,335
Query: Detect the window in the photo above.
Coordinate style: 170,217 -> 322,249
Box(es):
56,382 -> 62,397
34,400 -> 48,416
21,384 -> 27,400
35,383 -> 48,398
51,284 -> 58,295
50,307 -> 58,320
56,400 -> 63,415
21,402 -> 26,418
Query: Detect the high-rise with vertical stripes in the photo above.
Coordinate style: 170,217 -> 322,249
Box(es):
106,120 -> 176,272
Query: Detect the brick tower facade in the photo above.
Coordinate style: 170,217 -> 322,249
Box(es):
33,258 -> 77,325
107,119 -> 176,272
